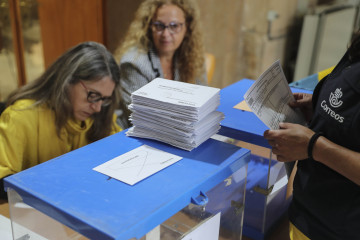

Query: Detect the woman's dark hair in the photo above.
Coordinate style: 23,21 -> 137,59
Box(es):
7,41 -> 121,142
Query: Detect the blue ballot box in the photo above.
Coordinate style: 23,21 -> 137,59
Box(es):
217,79 -> 312,240
4,131 -> 250,240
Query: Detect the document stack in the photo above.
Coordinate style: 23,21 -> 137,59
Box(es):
126,78 -> 224,151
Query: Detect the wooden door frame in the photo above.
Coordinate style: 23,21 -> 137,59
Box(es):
8,0 -> 26,86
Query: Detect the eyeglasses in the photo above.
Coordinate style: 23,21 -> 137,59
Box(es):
79,81 -> 112,106
151,21 -> 184,34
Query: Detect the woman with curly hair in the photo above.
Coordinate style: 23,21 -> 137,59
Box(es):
115,0 -> 206,128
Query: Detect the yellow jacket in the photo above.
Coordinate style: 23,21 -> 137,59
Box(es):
0,99 -> 121,179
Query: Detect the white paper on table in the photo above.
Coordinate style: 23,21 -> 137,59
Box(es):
127,127 -> 196,151
180,212 -> 221,240
243,60 -> 306,130
93,145 -> 182,185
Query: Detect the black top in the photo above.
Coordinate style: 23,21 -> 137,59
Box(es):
289,52 -> 360,239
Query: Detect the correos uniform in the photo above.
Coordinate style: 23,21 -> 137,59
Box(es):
290,52 -> 360,239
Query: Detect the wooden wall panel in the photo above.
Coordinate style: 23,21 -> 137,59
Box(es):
197,0 -> 244,88
105,0 -> 143,54
197,0 -> 265,87
37,0 -> 104,67
198,0 -> 300,88
8,0 -> 26,86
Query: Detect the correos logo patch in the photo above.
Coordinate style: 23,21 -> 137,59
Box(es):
329,88 -> 343,108
320,88 -> 344,123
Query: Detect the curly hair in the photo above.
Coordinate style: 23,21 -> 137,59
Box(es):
115,0 -> 205,83
7,42 -> 122,142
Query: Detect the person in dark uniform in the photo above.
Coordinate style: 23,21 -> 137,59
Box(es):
264,32 -> 360,240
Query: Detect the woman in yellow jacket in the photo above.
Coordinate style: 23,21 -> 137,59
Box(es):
0,42 -> 123,199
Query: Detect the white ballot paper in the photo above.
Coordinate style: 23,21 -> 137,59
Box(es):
127,78 -> 223,151
130,78 -> 220,120
180,212 -> 221,240
93,145 -> 182,185
244,60 -> 306,129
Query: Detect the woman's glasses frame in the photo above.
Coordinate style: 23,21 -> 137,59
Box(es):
79,81 -> 112,107
151,21 -> 184,34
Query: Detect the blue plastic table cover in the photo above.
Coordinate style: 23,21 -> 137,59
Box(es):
4,131 -> 250,240
218,79 -> 313,148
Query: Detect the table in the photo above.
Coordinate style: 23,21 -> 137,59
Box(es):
4,131 -> 250,240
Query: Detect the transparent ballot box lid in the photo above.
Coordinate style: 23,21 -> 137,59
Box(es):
4,131 -> 250,240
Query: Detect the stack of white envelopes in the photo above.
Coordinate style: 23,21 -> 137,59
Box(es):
126,78 -> 224,151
